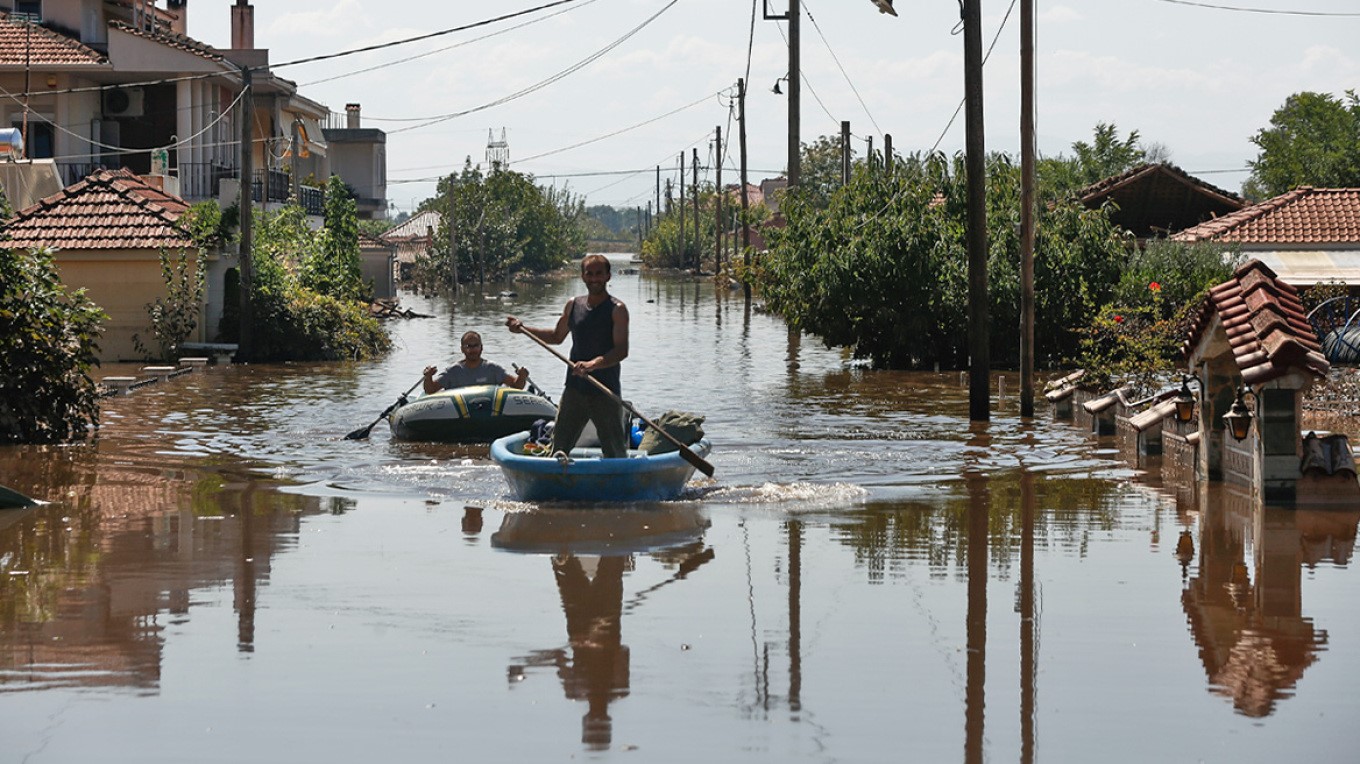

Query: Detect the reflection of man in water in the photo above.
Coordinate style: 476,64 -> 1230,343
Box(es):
553,554 -> 630,750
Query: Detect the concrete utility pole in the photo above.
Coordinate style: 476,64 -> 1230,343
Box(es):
963,0 -> 990,422
692,147 -> 700,272
1019,0 -> 1036,418
290,119 -> 302,203
738,78 -> 752,302
237,64 -> 254,362
840,120 -> 851,186
715,125 -> 723,276
678,152 -> 686,268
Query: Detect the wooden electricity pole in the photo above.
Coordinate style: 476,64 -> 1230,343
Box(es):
739,78 -> 752,302
840,120 -> 851,185
679,152 -> 686,268
788,0 -> 800,187
447,174 -> 458,292
237,64 -> 254,362
692,147 -> 700,272
715,125 -> 723,276
963,0 -> 990,422
1019,0 -> 1036,418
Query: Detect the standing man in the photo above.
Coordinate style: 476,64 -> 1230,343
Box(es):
507,254 -> 630,457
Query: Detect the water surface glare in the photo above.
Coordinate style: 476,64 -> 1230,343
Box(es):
1,262 -> 1357,761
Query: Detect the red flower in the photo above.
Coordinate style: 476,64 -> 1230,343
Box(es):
1114,314 -> 1124,323
1149,281 -> 1162,292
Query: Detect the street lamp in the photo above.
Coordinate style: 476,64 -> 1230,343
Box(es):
871,0 -> 898,16
1222,385 -> 1258,441
1174,374 -> 1200,423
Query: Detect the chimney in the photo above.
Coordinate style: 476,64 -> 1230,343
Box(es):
168,0 -> 188,35
231,0 -> 254,50
346,103 -> 361,129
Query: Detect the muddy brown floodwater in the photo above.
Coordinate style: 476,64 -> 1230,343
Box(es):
2,256 -> 1358,762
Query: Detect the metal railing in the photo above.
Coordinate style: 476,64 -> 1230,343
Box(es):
55,162 -> 323,215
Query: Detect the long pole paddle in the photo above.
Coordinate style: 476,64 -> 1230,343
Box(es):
515,329 -> 715,477
344,377 -> 424,440
513,363 -> 554,405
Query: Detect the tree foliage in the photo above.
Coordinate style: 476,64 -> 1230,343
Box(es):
1244,90 -> 1360,199
413,161 -> 584,291
756,152 -> 1131,370
300,175 -> 365,301
0,244 -> 105,443
132,249 -> 205,362
1038,122 -> 1166,196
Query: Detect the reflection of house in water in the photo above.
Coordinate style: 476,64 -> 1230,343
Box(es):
1181,485 -> 1360,716
494,508 -> 711,750
0,463 -> 319,692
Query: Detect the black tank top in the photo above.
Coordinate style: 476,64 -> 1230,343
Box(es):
565,295 -> 621,396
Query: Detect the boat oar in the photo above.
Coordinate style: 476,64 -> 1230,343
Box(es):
515,329 -> 715,477
0,483 -> 37,509
344,378 -> 424,440
513,363 -> 555,405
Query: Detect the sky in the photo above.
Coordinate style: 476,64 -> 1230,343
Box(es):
189,0 -> 1360,217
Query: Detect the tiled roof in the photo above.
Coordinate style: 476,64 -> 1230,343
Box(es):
1076,163 -> 1244,238
1182,259 -> 1329,386
7,168 -> 194,251
381,210 -> 442,241
109,20 -> 224,63
1172,187 -> 1360,245
0,14 -> 106,66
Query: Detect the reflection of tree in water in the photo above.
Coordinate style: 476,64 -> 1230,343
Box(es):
1183,494 -> 1358,717
832,474 -> 1125,581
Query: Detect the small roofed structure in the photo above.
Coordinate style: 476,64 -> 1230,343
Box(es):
6,169 -> 228,362
1178,259 -> 1354,505
1077,163 -> 1244,240
381,210 -> 441,281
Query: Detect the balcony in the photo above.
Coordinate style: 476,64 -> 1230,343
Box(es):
55,163 -> 323,216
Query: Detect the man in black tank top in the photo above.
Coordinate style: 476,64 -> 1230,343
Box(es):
506,254 -> 631,457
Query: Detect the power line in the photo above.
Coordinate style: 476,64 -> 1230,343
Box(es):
1151,0 -> 1360,16
518,88 -> 729,165
300,0 -> 603,88
804,1 -> 883,136
384,0 -> 681,135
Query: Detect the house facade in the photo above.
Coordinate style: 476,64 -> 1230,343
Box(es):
0,0 -> 384,217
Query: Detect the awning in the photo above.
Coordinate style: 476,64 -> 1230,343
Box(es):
283,117 -> 327,158
1252,250 -> 1360,286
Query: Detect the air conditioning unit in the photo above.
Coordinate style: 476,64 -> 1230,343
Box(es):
103,88 -> 144,118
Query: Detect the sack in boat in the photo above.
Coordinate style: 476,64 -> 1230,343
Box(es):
529,418 -> 554,446
638,411 -> 705,454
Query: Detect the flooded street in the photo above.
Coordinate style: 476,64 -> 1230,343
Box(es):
2,259 -> 1358,762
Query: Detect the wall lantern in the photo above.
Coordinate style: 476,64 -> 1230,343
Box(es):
1174,374 -> 1200,423
1222,385 -> 1258,441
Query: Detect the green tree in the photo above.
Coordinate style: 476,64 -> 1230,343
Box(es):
0,245 -> 105,443
795,134 -> 855,208
1244,90 -> 1360,199
757,152 -> 1131,369
301,175 -> 364,301
1039,122 -> 1163,195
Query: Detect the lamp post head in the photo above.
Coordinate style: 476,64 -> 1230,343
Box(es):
872,0 -> 899,16
1223,386 -> 1256,442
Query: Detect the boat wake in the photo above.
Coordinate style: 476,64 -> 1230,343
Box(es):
693,480 -> 869,508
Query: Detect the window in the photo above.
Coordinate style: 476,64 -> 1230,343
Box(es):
14,1 -> 42,22
11,118 -> 53,159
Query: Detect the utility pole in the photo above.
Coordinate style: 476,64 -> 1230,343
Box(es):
963,0 -> 990,421
656,165 -> 661,219
447,173 -> 458,292
290,118 -> 301,203
840,120 -> 851,186
715,125 -> 723,276
884,133 -> 893,172
678,152 -> 686,269
738,77 -> 751,301
237,64 -> 254,362
788,0 -> 800,187
692,147 -> 700,272
1019,0 -> 1036,418
637,205 -> 643,252
764,1 -> 800,188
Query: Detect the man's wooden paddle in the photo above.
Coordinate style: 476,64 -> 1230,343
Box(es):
344,378 -> 424,440
515,329 -> 715,477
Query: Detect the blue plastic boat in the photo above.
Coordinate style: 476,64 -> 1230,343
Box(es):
490,432 -> 712,502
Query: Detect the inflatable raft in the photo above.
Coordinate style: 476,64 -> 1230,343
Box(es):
388,385 -> 557,443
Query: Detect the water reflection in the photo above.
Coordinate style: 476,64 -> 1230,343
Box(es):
494,507 -> 712,749
0,456 -> 317,692
1183,484 -> 1360,716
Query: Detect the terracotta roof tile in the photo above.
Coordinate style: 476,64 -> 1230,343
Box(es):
381,210 -> 442,242
1182,259 -> 1329,385
1171,187 -> 1360,245
0,14 -> 106,66
7,168 -> 194,251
